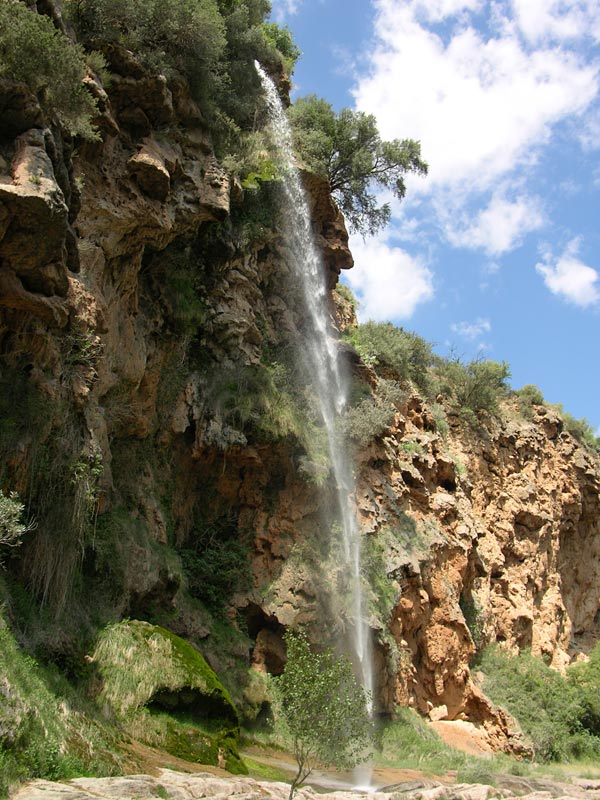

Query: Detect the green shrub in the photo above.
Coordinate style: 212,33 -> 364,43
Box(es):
348,322 -> 434,392
459,594 -> 485,652
222,130 -> 279,190
376,707 -> 464,772
260,22 -> 301,74
180,513 -> 252,611
343,397 -> 396,446
476,645 -> 600,762
334,282 -> 358,311
0,492 -> 33,565
436,357 -> 510,419
203,360 -> 328,475
362,532 -> 400,627
559,410 -> 599,451
64,0 -> 226,103
516,384 -> 545,420
399,441 -> 425,457
215,0 -> 285,132
0,1 -> 98,139
568,643 -> 600,736
0,612 -> 119,795
64,0 -> 301,152
429,401 -> 450,438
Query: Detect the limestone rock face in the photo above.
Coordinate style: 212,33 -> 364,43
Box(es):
351,394 -> 600,750
301,170 -> 353,287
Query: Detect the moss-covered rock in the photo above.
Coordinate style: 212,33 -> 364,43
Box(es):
92,620 -> 246,773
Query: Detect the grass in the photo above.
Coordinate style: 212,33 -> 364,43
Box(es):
475,645 -> 600,763
0,606 -> 121,796
374,710 -> 600,789
240,704 -> 600,793
127,708 -> 247,774
242,755 -> 292,782
375,708 -> 466,776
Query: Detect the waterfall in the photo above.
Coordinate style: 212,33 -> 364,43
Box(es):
255,64 -> 374,726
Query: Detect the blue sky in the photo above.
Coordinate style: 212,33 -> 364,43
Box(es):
270,0 -> 600,434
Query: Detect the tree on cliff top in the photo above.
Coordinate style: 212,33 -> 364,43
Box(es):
275,630 -> 373,800
288,95 -> 428,236
0,0 -> 98,139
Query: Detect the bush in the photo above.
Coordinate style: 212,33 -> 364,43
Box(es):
334,282 -> 357,311
203,360 -> 328,476
260,22 -> 301,75
516,384 -> 545,419
0,612 -> 120,795
459,594 -> 486,652
343,397 -> 396,446
0,492 -> 33,565
362,532 -> 400,627
215,0 -> 278,132
180,514 -> 252,611
348,322 -> 434,392
205,362 -> 299,439
64,0 -> 226,103
568,643 -> 600,736
65,0 -> 302,152
476,645 -> 600,762
436,357 -> 510,418
559,410 -> 599,451
376,707 -> 464,772
0,1 -> 98,138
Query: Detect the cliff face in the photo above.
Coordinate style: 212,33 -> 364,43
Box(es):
352,392 -> 600,749
1,26 -> 599,758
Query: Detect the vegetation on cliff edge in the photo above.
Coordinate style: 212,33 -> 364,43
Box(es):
0,0 -> 99,138
288,95 -> 428,236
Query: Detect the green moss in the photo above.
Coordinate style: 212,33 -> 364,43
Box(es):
134,708 -> 247,774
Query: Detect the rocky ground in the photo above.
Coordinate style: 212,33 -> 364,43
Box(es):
11,768 -> 600,800
11,737 -> 600,800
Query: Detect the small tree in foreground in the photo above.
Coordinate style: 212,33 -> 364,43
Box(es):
275,630 -> 373,800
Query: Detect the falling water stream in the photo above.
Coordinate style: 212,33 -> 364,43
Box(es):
255,64 -> 374,775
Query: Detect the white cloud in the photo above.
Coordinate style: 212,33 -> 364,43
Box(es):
578,108 -> 600,150
535,238 -> 600,306
270,0 -> 301,23
345,234 -> 434,321
510,0 -> 600,44
451,317 -> 491,339
411,0 -> 484,23
349,0 -> 599,265
442,190 -> 545,255
353,1 -> 599,193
